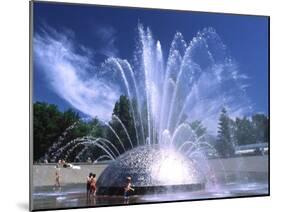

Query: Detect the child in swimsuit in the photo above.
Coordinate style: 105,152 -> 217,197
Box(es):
86,173 -> 93,198
54,165 -> 61,190
124,176 -> 134,199
90,174 -> 97,197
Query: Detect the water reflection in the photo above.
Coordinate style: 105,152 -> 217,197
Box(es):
33,182 -> 268,210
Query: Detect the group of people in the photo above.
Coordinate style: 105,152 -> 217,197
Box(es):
53,159 -> 135,200
86,174 -> 134,200
86,173 -> 97,197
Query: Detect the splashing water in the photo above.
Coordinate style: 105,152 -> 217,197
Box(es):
36,23 -> 252,186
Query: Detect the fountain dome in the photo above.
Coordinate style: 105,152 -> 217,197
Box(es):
96,145 -> 205,195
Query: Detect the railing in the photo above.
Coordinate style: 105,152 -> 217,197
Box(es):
235,142 -> 268,151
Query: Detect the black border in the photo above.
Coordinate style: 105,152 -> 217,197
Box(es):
29,1 -> 34,211
267,16 -> 270,197
29,0 -> 270,211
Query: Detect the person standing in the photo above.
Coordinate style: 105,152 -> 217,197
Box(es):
124,176 -> 134,200
90,174 -> 97,197
54,164 -> 61,190
86,173 -> 93,198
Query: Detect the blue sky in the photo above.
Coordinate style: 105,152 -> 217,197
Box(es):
33,2 -> 269,120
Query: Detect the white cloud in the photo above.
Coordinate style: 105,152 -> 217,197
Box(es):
34,26 -> 120,121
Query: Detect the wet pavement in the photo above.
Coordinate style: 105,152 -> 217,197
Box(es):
32,182 -> 268,210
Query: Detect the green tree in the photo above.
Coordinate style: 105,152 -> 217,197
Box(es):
234,117 -> 255,146
33,102 -> 107,162
55,117 -> 106,162
252,114 -> 268,144
33,102 -> 80,162
107,95 -> 136,151
216,108 -> 235,157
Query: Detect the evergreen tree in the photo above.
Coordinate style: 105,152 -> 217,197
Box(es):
216,108 -> 235,157
234,117 -> 255,146
107,95 -> 137,152
252,114 -> 268,144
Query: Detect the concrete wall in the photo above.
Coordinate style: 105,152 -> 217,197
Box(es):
32,163 -> 108,187
209,155 -> 268,173
32,155 -> 268,187
208,155 -> 268,183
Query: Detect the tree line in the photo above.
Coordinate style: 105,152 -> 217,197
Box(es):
33,95 -> 136,163
33,98 -> 268,162
33,102 -> 104,162
216,108 -> 268,157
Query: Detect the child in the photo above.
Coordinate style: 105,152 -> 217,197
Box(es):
86,173 -> 93,198
124,176 -> 134,199
54,165 -> 61,190
90,174 -> 97,197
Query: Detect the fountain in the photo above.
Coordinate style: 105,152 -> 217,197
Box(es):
36,23 -> 255,197
97,145 -> 205,195
94,24 -> 250,194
